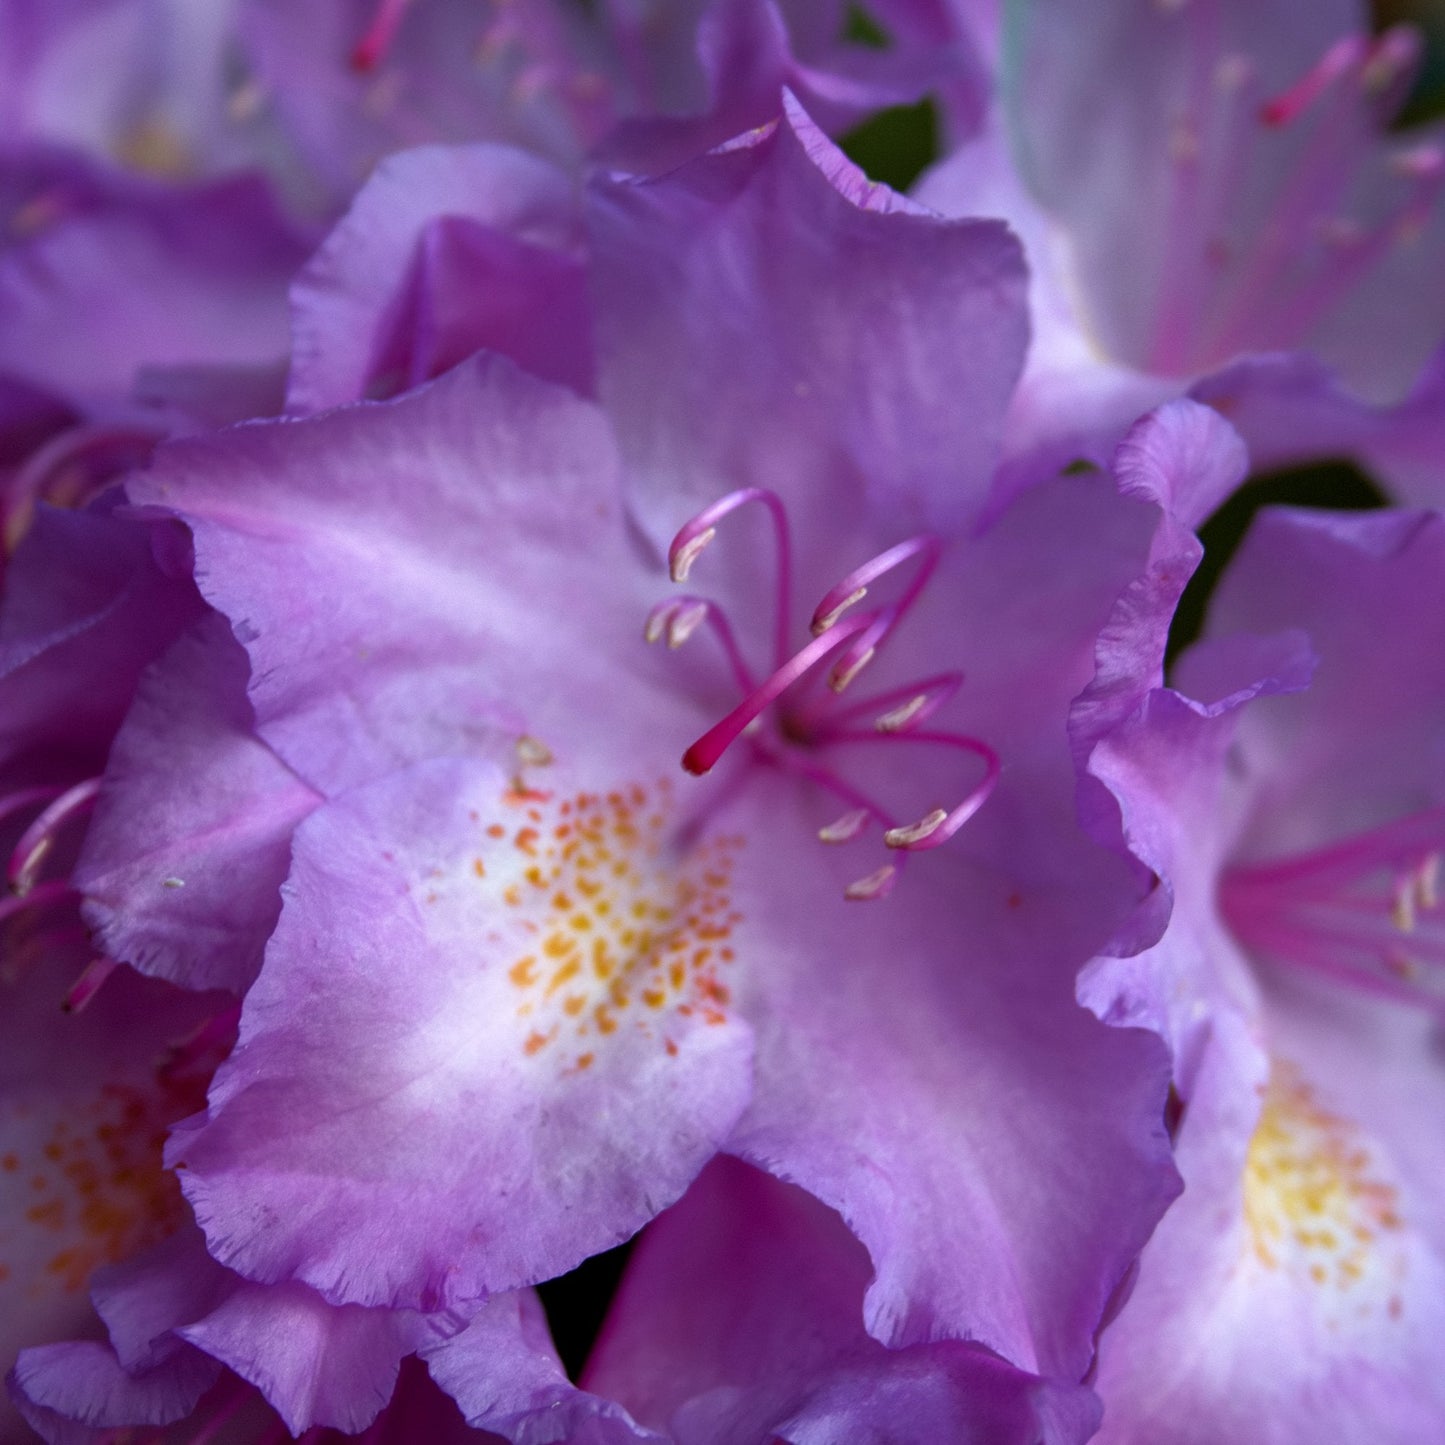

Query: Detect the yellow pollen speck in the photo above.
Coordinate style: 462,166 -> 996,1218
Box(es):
477,781 -> 743,1062
1243,1060 -> 1405,1304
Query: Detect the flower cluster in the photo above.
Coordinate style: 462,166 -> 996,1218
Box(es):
1,2 -> 1442,1442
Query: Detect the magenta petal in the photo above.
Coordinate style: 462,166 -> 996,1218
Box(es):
130,356 -> 629,799
588,1157 -> 1103,1444
287,143 -> 591,413
9,1339 -> 219,1444
0,155 -> 309,412
89,1229 -> 231,1376
0,503 -> 202,782
424,1293 -> 659,1443
178,1279 -> 437,1436
75,612 -> 322,995
173,757 -> 754,1312
1191,348 -> 1445,508
589,94 -> 1028,543
1072,400 -> 1249,773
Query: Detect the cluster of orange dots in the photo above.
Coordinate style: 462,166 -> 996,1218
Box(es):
2,1060 -> 210,1296
1243,1061 -> 1404,1308
474,777 -> 743,1071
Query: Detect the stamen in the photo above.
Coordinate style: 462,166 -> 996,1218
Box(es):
8,777 -> 101,895
681,617 -> 869,776
1259,34 -> 1367,127
668,489 -> 793,668
0,877 -> 76,927
5,425 -> 161,552
794,671 -> 963,738
829,645 -> 876,693
650,491 -> 998,894
845,864 -> 898,902
819,808 -> 871,844
644,596 -> 756,695
811,535 -> 941,638
516,736 -> 553,768
0,784 -> 65,827
1220,806 -> 1445,1013
884,809 -> 949,849
821,728 -> 1001,851
875,696 -> 930,732
667,602 -> 709,648
61,956 -> 118,1013
351,0 -> 412,72
813,587 -> 868,635
1360,26 -> 1421,107
669,528 -> 716,584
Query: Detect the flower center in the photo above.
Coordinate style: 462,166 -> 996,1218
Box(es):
1218,804 -> 1445,1016
647,489 -> 998,901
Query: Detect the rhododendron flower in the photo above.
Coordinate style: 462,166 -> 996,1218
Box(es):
1071,400 -> 1445,1441
57,108 -> 1179,1429
919,0 -> 1445,511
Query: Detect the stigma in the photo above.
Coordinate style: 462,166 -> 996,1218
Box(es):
647,489 -> 999,901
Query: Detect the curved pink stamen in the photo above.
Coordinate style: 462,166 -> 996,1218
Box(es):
62,956 -> 118,1013
9,777 -> 101,895
802,671 -> 964,736
654,491 -> 998,889
1220,805 -> 1445,1013
5,424 -> 161,550
0,877 -> 77,927
811,535 -> 942,692
1259,34 -> 1367,127
820,728 -> 1000,851
644,595 -> 756,695
0,784 -> 66,828
669,488 -> 793,669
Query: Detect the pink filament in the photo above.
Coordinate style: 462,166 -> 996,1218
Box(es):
62,955 -> 118,1013
9,776 -> 101,894
1220,805 -> 1445,1012
668,488 -> 793,669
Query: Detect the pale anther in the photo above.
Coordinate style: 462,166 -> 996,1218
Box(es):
811,588 -> 868,637
670,527 -> 716,583
516,736 -> 554,767
1418,854 -> 1439,909
1214,54 -> 1252,91
1392,877 -> 1417,934
668,603 -> 709,649
844,864 -> 897,902
818,809 -> 871,844
875,695 -> 929,734
830,647 -> 875,694
884,809 -> 949,850
644,604 -> 671,644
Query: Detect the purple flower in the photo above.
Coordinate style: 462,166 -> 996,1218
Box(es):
919,0 -> 1445,514
76,107 -> 1178,1415
426,1157 -> 1103,1443
1072,400 -> 1445,1440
